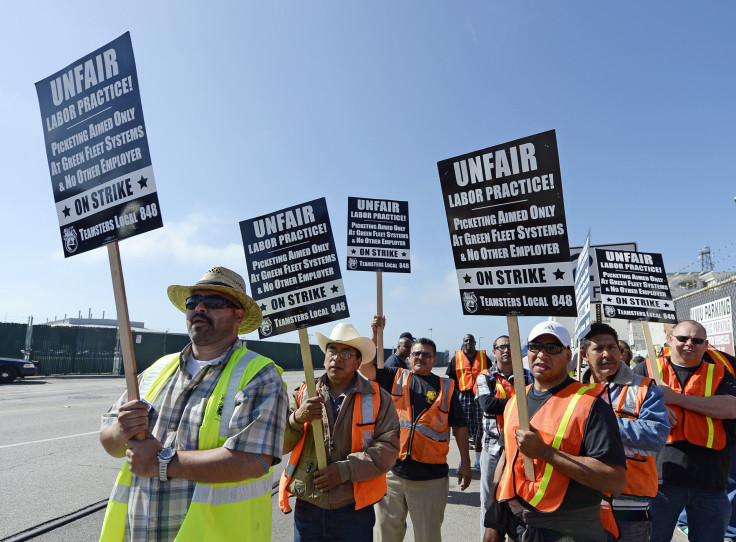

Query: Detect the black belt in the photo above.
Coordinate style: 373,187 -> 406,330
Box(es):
612,508 -> 652,522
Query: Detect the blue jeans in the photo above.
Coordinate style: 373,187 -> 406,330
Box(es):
294,498 -> 375,541
677,445 -> 736,540
650,484 -> 731,542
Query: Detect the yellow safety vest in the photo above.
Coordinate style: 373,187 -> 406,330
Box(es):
99,348 -> 282,542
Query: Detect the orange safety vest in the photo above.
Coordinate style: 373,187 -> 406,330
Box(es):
612,374 -> 658,498
455,350 -> 488,393
496,381 -> 601,512
646,356 -> 727,449
278,381 -> 386,512
600,497 -> 619,539
480,369 -> 516,434
658,346 -> 736,375
390,368 -> 454,464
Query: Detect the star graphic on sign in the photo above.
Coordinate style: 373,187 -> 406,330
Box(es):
664,302 -> 670,308
401,252 -> 406,257
607,297 -> 613,303
331,285 -> 339,293
463,274 -> 472,284
62,206 -> 71,217
351,249 -> 356,254
553,268 -> 565,280
259,303 -> 267,311
138,175 -> 148,188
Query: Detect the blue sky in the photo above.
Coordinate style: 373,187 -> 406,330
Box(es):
2,2 -> 735,355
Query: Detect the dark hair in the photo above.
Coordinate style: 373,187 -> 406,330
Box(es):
580,322 -> 618,351
493,335 -> 510,349
413,337 -> 437,354
399,332 -> 414,341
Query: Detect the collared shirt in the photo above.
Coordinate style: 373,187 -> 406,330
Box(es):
476,365 -> 533,453
101,339 -> 288,542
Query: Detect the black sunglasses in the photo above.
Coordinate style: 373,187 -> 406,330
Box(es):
674,335 -> 706,345
527,342 -> 567,355
185,294 -> 239,310
494,344 -> 511,351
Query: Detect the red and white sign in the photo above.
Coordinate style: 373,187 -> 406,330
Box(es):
690,297 -> 734,356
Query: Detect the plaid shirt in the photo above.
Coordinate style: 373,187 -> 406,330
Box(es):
475,365 -> 533,454
101,340 -> 287,542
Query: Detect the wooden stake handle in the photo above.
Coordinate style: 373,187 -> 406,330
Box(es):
298,328 -> 328,469
641,322 -> 663,385
107,242 -> 140,401
507,315 -> 535,480
376,272 -> 384,368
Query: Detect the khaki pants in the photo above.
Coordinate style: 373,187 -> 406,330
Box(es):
375,471 -> 449,542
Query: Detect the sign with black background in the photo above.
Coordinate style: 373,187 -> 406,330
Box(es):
36,32 -> 162,257
596,249 -> 676,323
437,130 -> 576,316
570,242 -> 638,304
240,198 -> 349,339
346,197 -> 410,273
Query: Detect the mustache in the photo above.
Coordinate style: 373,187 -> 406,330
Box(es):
190,314 -> 213,326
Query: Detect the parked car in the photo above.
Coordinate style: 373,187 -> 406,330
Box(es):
0,357 -> 39,383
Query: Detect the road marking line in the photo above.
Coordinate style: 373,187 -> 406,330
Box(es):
0,430 -> 99,449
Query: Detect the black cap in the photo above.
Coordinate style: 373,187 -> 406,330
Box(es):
399,332 -> 414,341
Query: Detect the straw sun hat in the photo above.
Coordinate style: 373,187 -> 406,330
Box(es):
167,266 -> 263,334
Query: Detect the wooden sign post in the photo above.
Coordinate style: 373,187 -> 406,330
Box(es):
345,197 -> 411,370
641,322 -> 663,385
376,272 -> 384,368
36,33 -> 163,404
241,198 -> 350,471
108,242 -> 141,400
437,131 -> 578,481
507,316 -> 536,480
298,328 -> 328,469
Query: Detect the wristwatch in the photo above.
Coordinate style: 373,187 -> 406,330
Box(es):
157,447 -> 177,482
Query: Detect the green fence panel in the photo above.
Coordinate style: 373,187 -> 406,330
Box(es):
0,323 -> 27,359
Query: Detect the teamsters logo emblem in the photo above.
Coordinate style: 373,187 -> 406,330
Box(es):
604,305 -> 616,318
463,292 -> 478,313
63,226 -> 78,254
347,257 -> 358,270
260,317 -> 273,336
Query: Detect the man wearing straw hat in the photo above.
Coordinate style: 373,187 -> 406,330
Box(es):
99,266 -> 288,542
279,322 -> 399,541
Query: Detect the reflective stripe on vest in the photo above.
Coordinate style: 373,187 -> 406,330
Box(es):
653,356 -> 726,450
455,350 -> 487,392
497,382 -> 599,512
279,381 -> 386,512
708,348 -> 736,375
100,348 -> 280,542
529,383 -> 596,508
391,369 -> 454,464
613,374 -> 658,498
191,475 -> 272,505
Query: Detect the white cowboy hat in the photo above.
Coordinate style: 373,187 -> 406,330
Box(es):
167,266 -> 263,334
315,323 -> 376,362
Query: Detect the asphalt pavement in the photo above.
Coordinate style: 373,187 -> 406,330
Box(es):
0,371 -> 688,541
